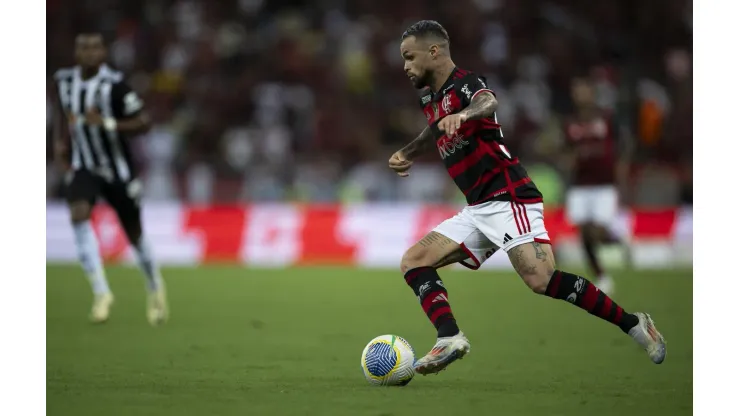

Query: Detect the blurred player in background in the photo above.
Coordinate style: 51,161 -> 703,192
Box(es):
389,20 -> 665,375
51,32 -> 169,325
562,76 -> 632,295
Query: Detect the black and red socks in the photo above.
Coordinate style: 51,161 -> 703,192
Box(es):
546,270 -> 639,333
404,267 -> 459,338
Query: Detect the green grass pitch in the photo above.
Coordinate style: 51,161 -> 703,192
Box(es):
47,265 -> 692,416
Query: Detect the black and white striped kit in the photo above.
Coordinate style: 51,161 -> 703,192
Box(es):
54,64 -> 139,182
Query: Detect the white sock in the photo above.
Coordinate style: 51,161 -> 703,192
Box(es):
73,221 -> 111,295
133,236 -> 163,292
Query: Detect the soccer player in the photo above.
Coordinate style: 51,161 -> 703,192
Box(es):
51,32 -> 168,325
562,76 -> 631,295
389,21 -> 665,375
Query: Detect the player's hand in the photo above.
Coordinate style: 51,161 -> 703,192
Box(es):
437,113 -> 468,137
84,109 -> 103,126
388,151 -> 413,177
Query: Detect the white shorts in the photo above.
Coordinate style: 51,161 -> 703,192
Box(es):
432,201 -> 551,270
565,185 -> 618,227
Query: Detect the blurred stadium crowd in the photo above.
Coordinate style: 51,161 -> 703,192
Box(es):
46,0 -> 692,206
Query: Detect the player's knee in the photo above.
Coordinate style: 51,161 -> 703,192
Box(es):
400,247 -> 433,274
121,220 -> 142,245
68,201 -> 92,224
524,275 -> 549,295
580,223 -> 597,240
522,267 -> 556,295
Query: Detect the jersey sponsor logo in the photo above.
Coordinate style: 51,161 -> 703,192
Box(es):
421,94 -> 432,105
461,84 -> 472,100
437,133 -> 470,159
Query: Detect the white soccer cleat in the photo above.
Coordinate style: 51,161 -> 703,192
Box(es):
594,275 -> 615,296
628,312 -> 666,364
414,332 -> 470,375
147,285 -> 169,326
89,292 -> 114,323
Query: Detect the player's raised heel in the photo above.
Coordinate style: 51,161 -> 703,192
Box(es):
89,293 -> 114,324
628,312 -> 666,364
147,285 -> 169,326
414,332 -> 471,375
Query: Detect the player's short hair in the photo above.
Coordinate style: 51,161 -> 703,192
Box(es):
76,30 -> 108,44
401,20 -> 450,44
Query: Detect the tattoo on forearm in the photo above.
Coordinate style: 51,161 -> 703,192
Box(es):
418,232 -> 454,249
459,92 -> 497,121
401,125 -> 436,159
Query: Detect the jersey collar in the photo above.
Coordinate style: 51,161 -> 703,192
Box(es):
432,67 -> 458,99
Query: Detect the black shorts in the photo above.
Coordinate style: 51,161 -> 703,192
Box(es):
64,169 -> 142,223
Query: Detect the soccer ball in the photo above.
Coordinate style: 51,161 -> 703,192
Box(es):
360,335 -> 416,386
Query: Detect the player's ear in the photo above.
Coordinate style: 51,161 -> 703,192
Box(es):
429,44 -> 439,59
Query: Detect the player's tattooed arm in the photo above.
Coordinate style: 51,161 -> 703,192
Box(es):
400,125 -> 436,160
390,126 -> 436,176
458,91 -> 498,122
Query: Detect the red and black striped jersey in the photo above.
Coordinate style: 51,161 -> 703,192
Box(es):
563,111 -> 619,186
419,68 -> 542,205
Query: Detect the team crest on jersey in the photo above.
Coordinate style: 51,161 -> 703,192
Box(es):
442,94 -> 452,114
